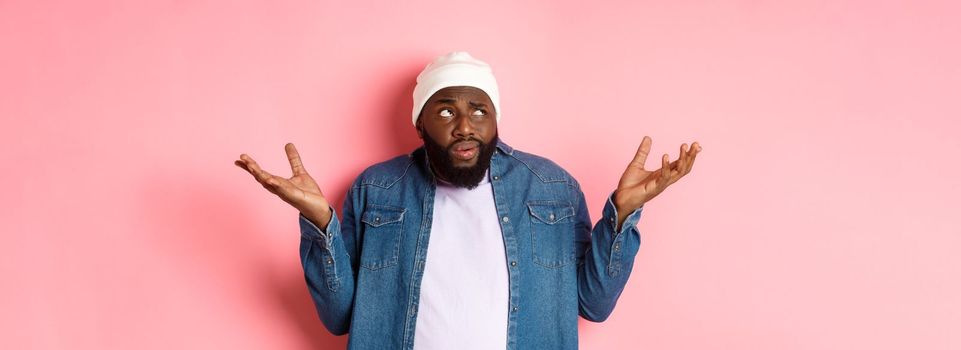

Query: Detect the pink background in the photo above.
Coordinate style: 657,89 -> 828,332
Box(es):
2,0 -> 959,349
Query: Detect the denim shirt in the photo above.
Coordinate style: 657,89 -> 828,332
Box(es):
298,139 -> 644,350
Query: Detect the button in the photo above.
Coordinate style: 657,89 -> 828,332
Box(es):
614,244 -> 620,251
327,259 -> 333,264
502,216 -> 509,222
512,307 -> 518,312
510,261 -> 517,266
375,217 -> 381,222
549,213 -> 555,220
493,176 -> 500,180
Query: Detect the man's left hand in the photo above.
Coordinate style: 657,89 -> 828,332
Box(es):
612,136 -> 702,229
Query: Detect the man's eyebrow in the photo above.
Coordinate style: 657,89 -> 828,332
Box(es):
432,98 -> 488,108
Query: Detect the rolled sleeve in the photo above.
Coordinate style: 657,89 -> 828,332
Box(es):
604,191 -> 644,236
600,191 -> 644,277
299,210 -> 338,249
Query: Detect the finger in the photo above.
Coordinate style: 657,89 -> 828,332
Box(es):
241,154 -> 273,184
237,154 -> 258,177
687,142 -> 701,173
266,175 -> 297,198
681,142 -> 694,177
628,136 -> 653,170
668,146 -> 685,185
261,170 -> 295,197
677,143 -> 688,176
237,155 -> 255,172
652,159 -> 681,183
659,153 -> 671,187
285,143 -> 308,176
683,142 -> 696,174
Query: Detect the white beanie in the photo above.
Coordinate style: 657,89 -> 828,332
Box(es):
411,51 -> 501,127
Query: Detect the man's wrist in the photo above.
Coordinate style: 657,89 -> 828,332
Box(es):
612,189 -> 632,213
302,207 -> 332,229
611,189 -> 645,232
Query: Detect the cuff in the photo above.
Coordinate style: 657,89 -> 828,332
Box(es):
604,190 -> 644,235
299,209 -> 338,244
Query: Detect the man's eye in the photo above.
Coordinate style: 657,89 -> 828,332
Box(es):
439,109 -> 453,117
472,109 -> 486,116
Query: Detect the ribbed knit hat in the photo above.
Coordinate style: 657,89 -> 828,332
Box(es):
411,51 -> 501,127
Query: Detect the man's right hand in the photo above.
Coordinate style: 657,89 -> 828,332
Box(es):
235,143 -> 332,229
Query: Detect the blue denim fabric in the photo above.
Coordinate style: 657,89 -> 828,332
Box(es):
299,139 -> 644,349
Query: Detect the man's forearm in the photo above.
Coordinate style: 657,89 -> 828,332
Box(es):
299,209 -> 356,335
576,189 -> 645,322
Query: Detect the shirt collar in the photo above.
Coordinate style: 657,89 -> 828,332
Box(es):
494,138 -> 514,155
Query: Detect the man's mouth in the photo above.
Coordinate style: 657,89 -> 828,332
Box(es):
451,141 -> 480,161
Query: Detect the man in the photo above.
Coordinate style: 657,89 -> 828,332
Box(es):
235,51 -> 701,349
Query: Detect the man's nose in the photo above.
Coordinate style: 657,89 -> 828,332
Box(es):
453,112 -> 475,138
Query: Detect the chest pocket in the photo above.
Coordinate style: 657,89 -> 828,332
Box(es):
360,204 -> 407,270
528,201 -> 576,268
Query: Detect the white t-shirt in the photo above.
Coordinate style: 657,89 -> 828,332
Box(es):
413,169 -> 510,349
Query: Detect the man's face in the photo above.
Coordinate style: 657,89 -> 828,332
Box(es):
416,86 -> 498,189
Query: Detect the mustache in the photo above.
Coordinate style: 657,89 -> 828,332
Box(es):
447,137 -> 485,151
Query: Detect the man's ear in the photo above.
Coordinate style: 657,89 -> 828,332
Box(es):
415,119 -> 424,139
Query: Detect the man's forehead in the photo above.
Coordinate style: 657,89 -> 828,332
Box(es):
428,86 -> 491,101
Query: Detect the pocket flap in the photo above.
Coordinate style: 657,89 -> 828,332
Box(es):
361,204 -> 406,227
527,201 -> 575,224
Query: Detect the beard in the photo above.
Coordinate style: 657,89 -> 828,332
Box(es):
422,131 -> 499,190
